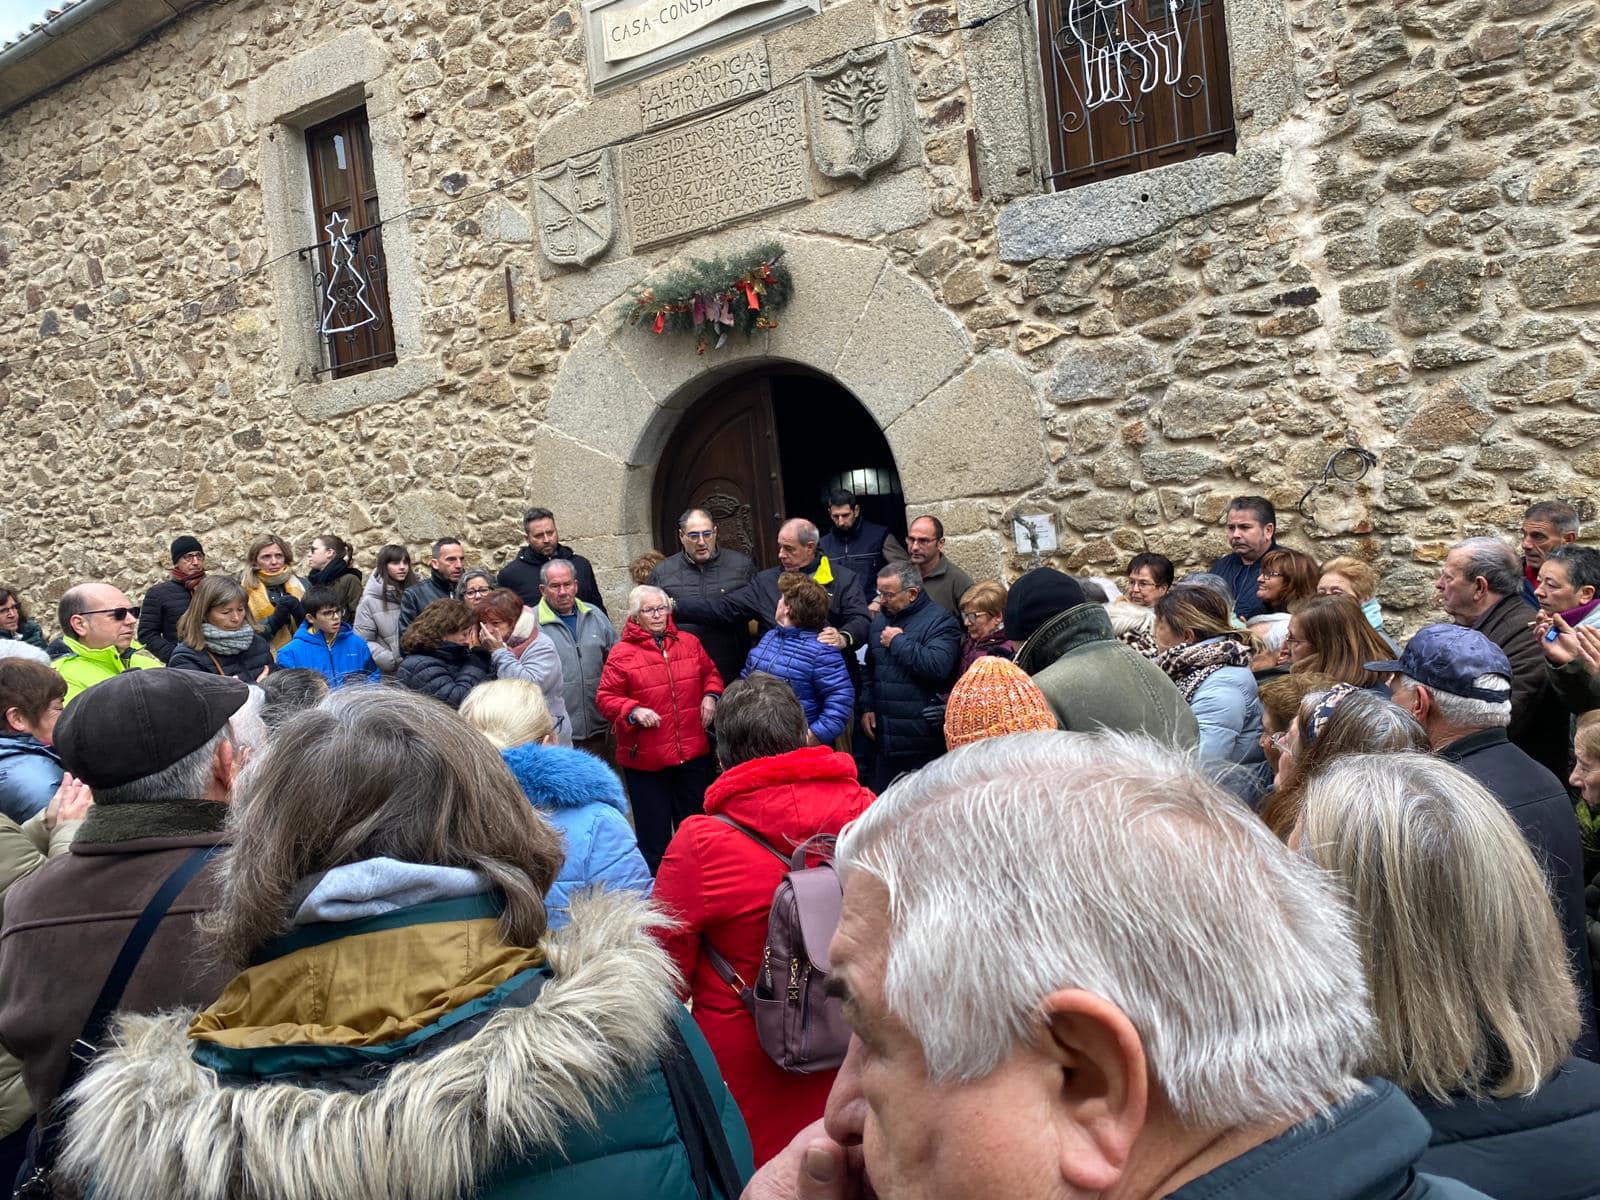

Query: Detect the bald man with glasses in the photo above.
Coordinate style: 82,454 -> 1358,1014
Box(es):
649,507 -> 757,686
53,583 -> 162,704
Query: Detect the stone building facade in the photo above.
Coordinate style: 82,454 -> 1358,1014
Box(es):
0,0 -> 1595,625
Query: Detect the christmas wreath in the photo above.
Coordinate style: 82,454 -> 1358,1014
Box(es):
626,243 -> 793,353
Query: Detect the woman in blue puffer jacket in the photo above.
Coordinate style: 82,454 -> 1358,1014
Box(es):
460,678 -> 651,927
740,573 -> 854,745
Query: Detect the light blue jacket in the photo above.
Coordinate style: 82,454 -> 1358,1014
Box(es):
1184,641 -> 1265,770
274,624 -> 381,687
0,735 -> 62,824
501,742 -> 651,927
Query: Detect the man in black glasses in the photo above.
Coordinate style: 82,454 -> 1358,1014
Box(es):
53,584 -> 161,705
649,507 -> 756,686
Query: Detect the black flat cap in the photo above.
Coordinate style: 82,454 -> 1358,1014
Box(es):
54,669 -> 249,791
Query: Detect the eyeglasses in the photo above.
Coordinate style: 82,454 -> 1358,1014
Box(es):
1259,571 -> 1284,580
960,611 -> 986,624
639,604 -> 671,616
875,589 -> 903,600
177,551 -> 205,562
682,530 -> 715,541
0,602 -> 17,614
463,587 -> 492,598
80,606 -> 140,621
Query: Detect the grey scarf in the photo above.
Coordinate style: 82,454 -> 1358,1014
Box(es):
202,623 -> 258,655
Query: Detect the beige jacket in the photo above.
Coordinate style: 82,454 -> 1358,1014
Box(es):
0,811 -> 81,1138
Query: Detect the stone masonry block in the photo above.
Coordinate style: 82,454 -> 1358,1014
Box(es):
892,355 -> 1046,503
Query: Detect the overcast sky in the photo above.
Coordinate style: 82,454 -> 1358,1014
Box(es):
0,0 -> 55,44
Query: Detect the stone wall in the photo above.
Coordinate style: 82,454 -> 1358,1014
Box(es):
0,0 -> 1595,630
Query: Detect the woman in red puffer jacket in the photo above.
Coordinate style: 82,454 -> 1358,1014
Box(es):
653,672 -> 875,1167
595,585 -> 724,872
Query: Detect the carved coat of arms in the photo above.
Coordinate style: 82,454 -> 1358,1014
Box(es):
803,46 -> 908,181
534,150 -> 617,267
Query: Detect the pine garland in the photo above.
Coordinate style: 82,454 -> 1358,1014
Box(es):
626,243 -> 793,354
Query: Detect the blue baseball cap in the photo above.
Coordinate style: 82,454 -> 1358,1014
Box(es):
1364,624 -> 1512,702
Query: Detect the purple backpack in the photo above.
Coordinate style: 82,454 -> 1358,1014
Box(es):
701,815 -> 852,1074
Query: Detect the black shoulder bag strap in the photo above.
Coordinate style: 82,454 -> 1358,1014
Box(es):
14,843 -> 223,1199
659,1017 -> 746,1200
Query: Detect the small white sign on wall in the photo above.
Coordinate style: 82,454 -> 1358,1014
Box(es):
1013,514 -> 1058,554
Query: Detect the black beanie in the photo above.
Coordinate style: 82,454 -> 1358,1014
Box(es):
171,535 -> 204,563
1003,568 -> 1086,644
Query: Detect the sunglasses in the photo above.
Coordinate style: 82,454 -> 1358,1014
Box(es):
81,606 -> 140,620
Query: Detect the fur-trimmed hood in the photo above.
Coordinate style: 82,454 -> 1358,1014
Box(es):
57,890 -> 682,1200
502,742 -> 628,813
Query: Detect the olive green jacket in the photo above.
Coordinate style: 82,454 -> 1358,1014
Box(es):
1015,603 -> 1200,749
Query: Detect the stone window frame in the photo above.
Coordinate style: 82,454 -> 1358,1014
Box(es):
963,0 -> 1299,262
246,32 -> 439,419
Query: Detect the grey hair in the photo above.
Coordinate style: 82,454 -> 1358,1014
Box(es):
539,558 -> 577,585
454,568 -> 496,599
1398,673 -> 1510,729
783,518 -> 820,548
1300,752 -> 1579,1100
838,731 -> 1374,1128
877,561 -> 922,594
96,686 -> 268,804
1249,612 -> 1291,653
1525,499 -> 1580,536
1179,572 -> 1235,608
1449,536 -> 1521,598
626,584 -> 671,620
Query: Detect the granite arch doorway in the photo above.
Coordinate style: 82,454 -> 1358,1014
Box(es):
540,233 -> 1047,603
652,367 -> 905,570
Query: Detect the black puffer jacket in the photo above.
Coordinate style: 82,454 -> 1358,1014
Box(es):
397,643 -> 494,709
649,549 -> 757,685
671,558 -> 872,654
1414,1056 -> 1600,1200
862,591 -> 961,763
137,579 -> 199,663
397,572 -> 455,637
499,545 -> 606,614
167,637 -> 274,684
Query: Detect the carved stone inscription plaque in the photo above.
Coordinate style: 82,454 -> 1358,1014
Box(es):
640,44 -> 771,130
620,87 -> 812,250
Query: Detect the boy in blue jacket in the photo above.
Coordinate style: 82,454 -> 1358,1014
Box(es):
274,586 -> 381,688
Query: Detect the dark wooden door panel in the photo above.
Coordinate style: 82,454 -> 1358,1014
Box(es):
654,377 -> 787,570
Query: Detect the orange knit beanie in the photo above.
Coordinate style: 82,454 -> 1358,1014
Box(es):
944,656 -> 1058,750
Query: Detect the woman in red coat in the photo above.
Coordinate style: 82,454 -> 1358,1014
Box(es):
595,585 -> 724,872
653,671 -> 875,1166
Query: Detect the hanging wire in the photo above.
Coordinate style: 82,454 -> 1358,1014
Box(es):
0,0 -> 1033,374
1295,443 -> 1378,518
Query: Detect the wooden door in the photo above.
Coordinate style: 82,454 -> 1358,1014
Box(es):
654,376 -> 786,570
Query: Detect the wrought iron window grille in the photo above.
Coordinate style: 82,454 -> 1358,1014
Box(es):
297,214 -> 396,378
1038,0 -> 1235,190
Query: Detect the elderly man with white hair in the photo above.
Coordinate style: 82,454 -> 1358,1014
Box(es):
746,731 -> 1494,1200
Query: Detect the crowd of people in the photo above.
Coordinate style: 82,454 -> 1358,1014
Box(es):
0,489 -> 1597,1199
